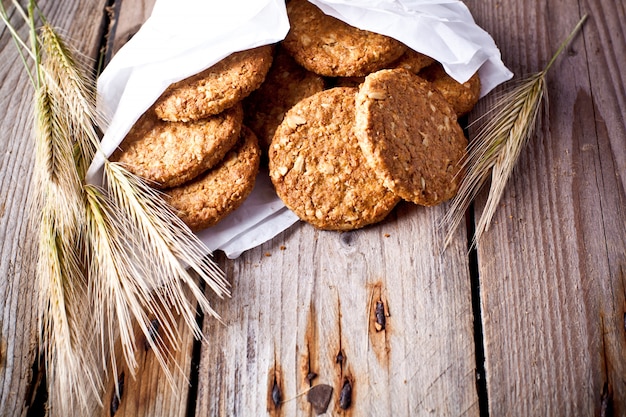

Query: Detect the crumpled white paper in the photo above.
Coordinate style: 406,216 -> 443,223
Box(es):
91,0 -> 512,259
308,0 -> 513,96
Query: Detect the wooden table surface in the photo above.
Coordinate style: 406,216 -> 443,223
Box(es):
1,0 -> 625,416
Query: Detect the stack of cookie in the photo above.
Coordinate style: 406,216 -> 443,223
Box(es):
112,46 -> 274,231
266,0 -> 479,231
113,0 -> 482,233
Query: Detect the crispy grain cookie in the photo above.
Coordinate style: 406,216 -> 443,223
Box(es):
112,103 -> 243,189
269,87 -> 400,230
165,126 -> 261,231
419,63 -> 481,116
243,46 -> 325,152
355,68 -> 467,206
154,45 -> 273,122
282,0 -> 406,77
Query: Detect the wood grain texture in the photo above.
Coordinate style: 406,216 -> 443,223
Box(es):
0,1 -> 108,416
464,0 -> 626,415
96,290 -> 197,417
197,206 -> 478,417
106,0 -> 156,57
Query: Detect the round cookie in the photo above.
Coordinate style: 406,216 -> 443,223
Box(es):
282,0 -> 406,77
269,87 -> 400,231
154,45 -> 273,122
112,103 -> 243,189
243,46 -> 325,152
355,68 -> 467,206
165,126 -> 261,231
419,63 -> 481,116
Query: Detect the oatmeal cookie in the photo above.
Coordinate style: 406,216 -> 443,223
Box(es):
112,103 -> 243,189
419,63 -> 481,116
243,46 -> 325,152
269,87 -> 400,230
282,0 -> 406,77
154,45 -> 273,122
355,68 -> 467,206
165,125 -> 261,231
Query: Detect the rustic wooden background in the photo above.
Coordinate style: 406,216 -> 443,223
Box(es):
1,0 -> 624,416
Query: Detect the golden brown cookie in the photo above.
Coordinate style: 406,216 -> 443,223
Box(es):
269,87 -> 400,230
243,46 -> 325,152
390,49 -> 435,74
419,63 -> 481,116
112,103 -> 243,189
154,45 -> 274,122
282,0 -> 406,77
355,68 -> 467,206
165,126 -> 261,231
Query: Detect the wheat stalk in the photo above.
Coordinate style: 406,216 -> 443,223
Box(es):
32,64 -> 95,417
27,17 -> 106,417
441,14 -> 588,249
37,201 -> 100,413
103,162 -> 229,328
2,1 -> 230,414
33,77 -> 104,416
16,2 -> 105,414
84,184 -> 182,388
39,23 -> 100,176
40,20 -> 229,413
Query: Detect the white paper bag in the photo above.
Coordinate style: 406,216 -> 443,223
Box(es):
91,0 -> 512,259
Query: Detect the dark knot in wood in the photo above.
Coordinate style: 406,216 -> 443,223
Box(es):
339,379 -> 352,410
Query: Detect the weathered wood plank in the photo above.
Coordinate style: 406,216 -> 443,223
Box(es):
197,205 -> 478,416
107,0 -> 156,57
464,0 -> 626,415
0,1 -> 109,415
96,292 -> 197,417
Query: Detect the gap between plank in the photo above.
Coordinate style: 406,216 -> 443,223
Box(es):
466,204 -> 490,417
98,0 -> 121,75
185,282 -> 205,417
25,353 -> 47,417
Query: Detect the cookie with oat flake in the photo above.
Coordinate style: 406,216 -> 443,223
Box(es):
282,0 -> 406,77
269,87 -> 400,230
243,46 -> 325,152
112,103 -> 243,189
419,63 -> 481,117
390,49 -> 435,75
165,125 -> 261,231
355,68 -> 467,206
154,45 -> 273,122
